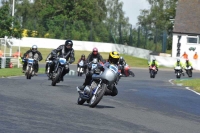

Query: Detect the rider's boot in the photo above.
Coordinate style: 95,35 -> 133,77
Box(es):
77,78 -> 91,92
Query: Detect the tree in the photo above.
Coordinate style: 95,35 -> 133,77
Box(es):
137,0 -> 178,51
0,2 -> 22,38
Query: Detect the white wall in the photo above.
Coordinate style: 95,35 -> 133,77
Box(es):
150,55 -> 200,70
172,34 -> 200,59
8,37 -> 200,70
10,37 -> 152,59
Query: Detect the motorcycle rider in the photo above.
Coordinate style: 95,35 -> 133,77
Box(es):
118,56 -> 126,74
184,59 -> 193,70
174,59 -> 184,75
86,47 -> 104,63
148,58 -> 159,73
22,45 -> 43,75
77,51 -> 120,96
45,39 -> 75,81
77,54 -> 87,73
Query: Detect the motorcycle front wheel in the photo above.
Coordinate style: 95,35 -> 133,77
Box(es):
89,83 -> 106,108
26,66 -> 32,79
77,97 -> 86,105
51,67 -> 62,86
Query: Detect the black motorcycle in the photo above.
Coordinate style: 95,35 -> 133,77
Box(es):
51,56 -> 69,86
185,65 -> 192,77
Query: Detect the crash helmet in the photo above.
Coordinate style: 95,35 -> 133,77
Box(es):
108,51 -> 120,64
32,45 -> 37,53
65,40 -> 73,49
92,47 -> 98,55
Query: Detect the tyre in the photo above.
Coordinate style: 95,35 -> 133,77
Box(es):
188,70 -> 192,77
78,72 -> 80,76
129,70 -> 135,77
176,72 -> 181,79
89,83 -> 106,108
51,67 -> 62,86
26,66 -> 32,79
77,97 -> 86,105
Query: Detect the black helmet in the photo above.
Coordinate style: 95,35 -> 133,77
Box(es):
65,40 -> 73,49
32,45 -> 37,52
81,54 -> 85,58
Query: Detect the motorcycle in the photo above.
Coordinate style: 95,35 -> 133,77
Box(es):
185,65 -> 192,77
149,65 -> 157,78
118,64 -> 135,77
77,60 -> 85,76
175,65 -> 183,79
51,56 -> 69,86
77,64 -> 119,108
25,58 -> 37,79
46,60 -> 53,79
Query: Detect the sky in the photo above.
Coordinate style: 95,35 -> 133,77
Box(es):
121,0 -> 150,27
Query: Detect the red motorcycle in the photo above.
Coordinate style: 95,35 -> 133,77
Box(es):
149,65 -> 157,78
118,64 -> 135,77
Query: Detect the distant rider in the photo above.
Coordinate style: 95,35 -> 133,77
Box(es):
118,56 -> 126,74
45,39 -> 75,81
77,54 -> 87,73
86,47 -> 104,63
174,59 -> 184,75
184,59 -> 193,70
148,59 -> 159,73
77,51 -> 120,96
22,45 -> 43,75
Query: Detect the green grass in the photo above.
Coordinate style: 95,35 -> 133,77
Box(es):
174,79 -> 200,93
0,68 -> 45,77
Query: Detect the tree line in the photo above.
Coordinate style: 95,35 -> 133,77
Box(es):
0,0 -> 178,51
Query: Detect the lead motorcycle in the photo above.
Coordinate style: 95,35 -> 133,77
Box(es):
77,63 -> 119,108
25,58 -> 37,79
51,56 -> 69,86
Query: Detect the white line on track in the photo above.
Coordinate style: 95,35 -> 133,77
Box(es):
168,78 -> 200,96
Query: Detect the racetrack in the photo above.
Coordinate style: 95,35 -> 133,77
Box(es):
0,66 -> 200,133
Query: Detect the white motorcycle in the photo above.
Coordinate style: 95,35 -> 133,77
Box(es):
77,60 -> 85,76
175,66 -> 183,79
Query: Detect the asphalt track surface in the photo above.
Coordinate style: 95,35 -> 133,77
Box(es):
0,65 -> 200,133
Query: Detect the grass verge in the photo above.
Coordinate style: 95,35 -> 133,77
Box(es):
174,79 -> 200,93
8,46 -> 149,67
0,68 -> 45,77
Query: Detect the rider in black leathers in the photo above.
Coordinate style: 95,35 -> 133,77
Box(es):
77,51 -> 120,96
118,56 -> 126,74
45,40 -> 75,81
86,47 -> 104,63
22,45 -> 43,75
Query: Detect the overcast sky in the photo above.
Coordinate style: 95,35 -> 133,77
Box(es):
121,0 -> 150,27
